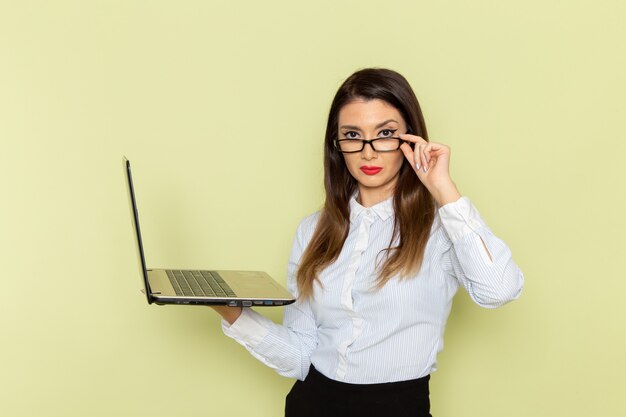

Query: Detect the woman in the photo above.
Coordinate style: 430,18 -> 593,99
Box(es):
212,68 -> 524,417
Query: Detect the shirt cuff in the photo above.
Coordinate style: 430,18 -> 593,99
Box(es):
221,307 -> 271,347
438,196 -> 488,243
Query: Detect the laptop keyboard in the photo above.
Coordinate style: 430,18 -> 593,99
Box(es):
166,270 -> 237,297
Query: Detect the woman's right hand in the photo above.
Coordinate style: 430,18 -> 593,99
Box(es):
209,305 -> 243,325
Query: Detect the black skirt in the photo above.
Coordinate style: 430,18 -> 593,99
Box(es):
285,365 -> 432,417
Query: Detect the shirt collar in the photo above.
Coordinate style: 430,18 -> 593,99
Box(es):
349,194 -> 394,222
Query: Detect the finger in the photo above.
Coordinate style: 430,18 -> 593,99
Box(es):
400,143 -> 418,173
426,143 -> 450,164
411,143 -> 422,172
417,143 -> 428,172
425,142 -> 448,153
399,135 -> 428,170
423,143 -> 433,166
415,144 -> 423,172
398,133 -> 428,145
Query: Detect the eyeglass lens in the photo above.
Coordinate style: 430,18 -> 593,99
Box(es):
337,138 -> 402,153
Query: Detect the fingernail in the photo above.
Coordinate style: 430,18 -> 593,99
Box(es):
415,162 -> 420,170
422,165 -> 427,173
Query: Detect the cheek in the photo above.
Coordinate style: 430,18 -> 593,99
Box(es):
342,155 -> 361,175
387,153 -> 405,173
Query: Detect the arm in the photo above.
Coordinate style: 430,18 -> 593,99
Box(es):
399,135 -> 523,307
213,216 -> 319,380
439,196 -> 524,308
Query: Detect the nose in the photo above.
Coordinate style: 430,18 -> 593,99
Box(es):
361,141 -> 377,159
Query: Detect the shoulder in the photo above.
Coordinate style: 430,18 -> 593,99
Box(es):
287,210 -> 322,260
295,210 -> 322,241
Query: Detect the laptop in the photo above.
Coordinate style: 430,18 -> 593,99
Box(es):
124,157 -> 296,307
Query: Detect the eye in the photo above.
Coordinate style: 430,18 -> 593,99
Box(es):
342,131 -> 360,139
377,129 -> 397,138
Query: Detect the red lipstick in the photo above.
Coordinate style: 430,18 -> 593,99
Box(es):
360,166 -> 383,175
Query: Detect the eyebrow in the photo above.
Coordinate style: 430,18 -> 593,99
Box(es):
339,119 -> 399,131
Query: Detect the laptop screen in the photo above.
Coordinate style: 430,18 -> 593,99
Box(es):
124,157 -> 154,304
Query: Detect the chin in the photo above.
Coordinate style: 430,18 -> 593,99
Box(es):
357,175 -> 391,189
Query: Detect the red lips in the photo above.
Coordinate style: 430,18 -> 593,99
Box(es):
360,166 -> 383,175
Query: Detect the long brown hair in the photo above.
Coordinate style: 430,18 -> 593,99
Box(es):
297,68 -> 436,298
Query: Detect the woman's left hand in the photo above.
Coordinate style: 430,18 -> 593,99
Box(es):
399,133 -> 462,206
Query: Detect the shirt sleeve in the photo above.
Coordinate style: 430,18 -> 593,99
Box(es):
438,196 -> 524,308
220,215 -> 319,380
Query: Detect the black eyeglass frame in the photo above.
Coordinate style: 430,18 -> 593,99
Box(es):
334,136 -> 411,153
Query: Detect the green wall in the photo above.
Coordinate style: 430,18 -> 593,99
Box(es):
1,1 -> 625,416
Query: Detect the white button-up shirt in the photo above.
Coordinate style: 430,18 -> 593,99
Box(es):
222,196 -> 524,384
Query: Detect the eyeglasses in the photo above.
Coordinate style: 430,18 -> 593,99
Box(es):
335,136 -> 408,153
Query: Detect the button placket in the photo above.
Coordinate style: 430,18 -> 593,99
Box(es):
335,211 -> 375,380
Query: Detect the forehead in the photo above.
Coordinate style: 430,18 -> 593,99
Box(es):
338,98 -> 404,126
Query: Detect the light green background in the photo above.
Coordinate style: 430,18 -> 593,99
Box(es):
1,1 -> 624,416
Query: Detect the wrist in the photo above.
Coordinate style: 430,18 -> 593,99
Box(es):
224,307 -> 243,325
431,179 -> 461,206
210,305 -> 243,325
